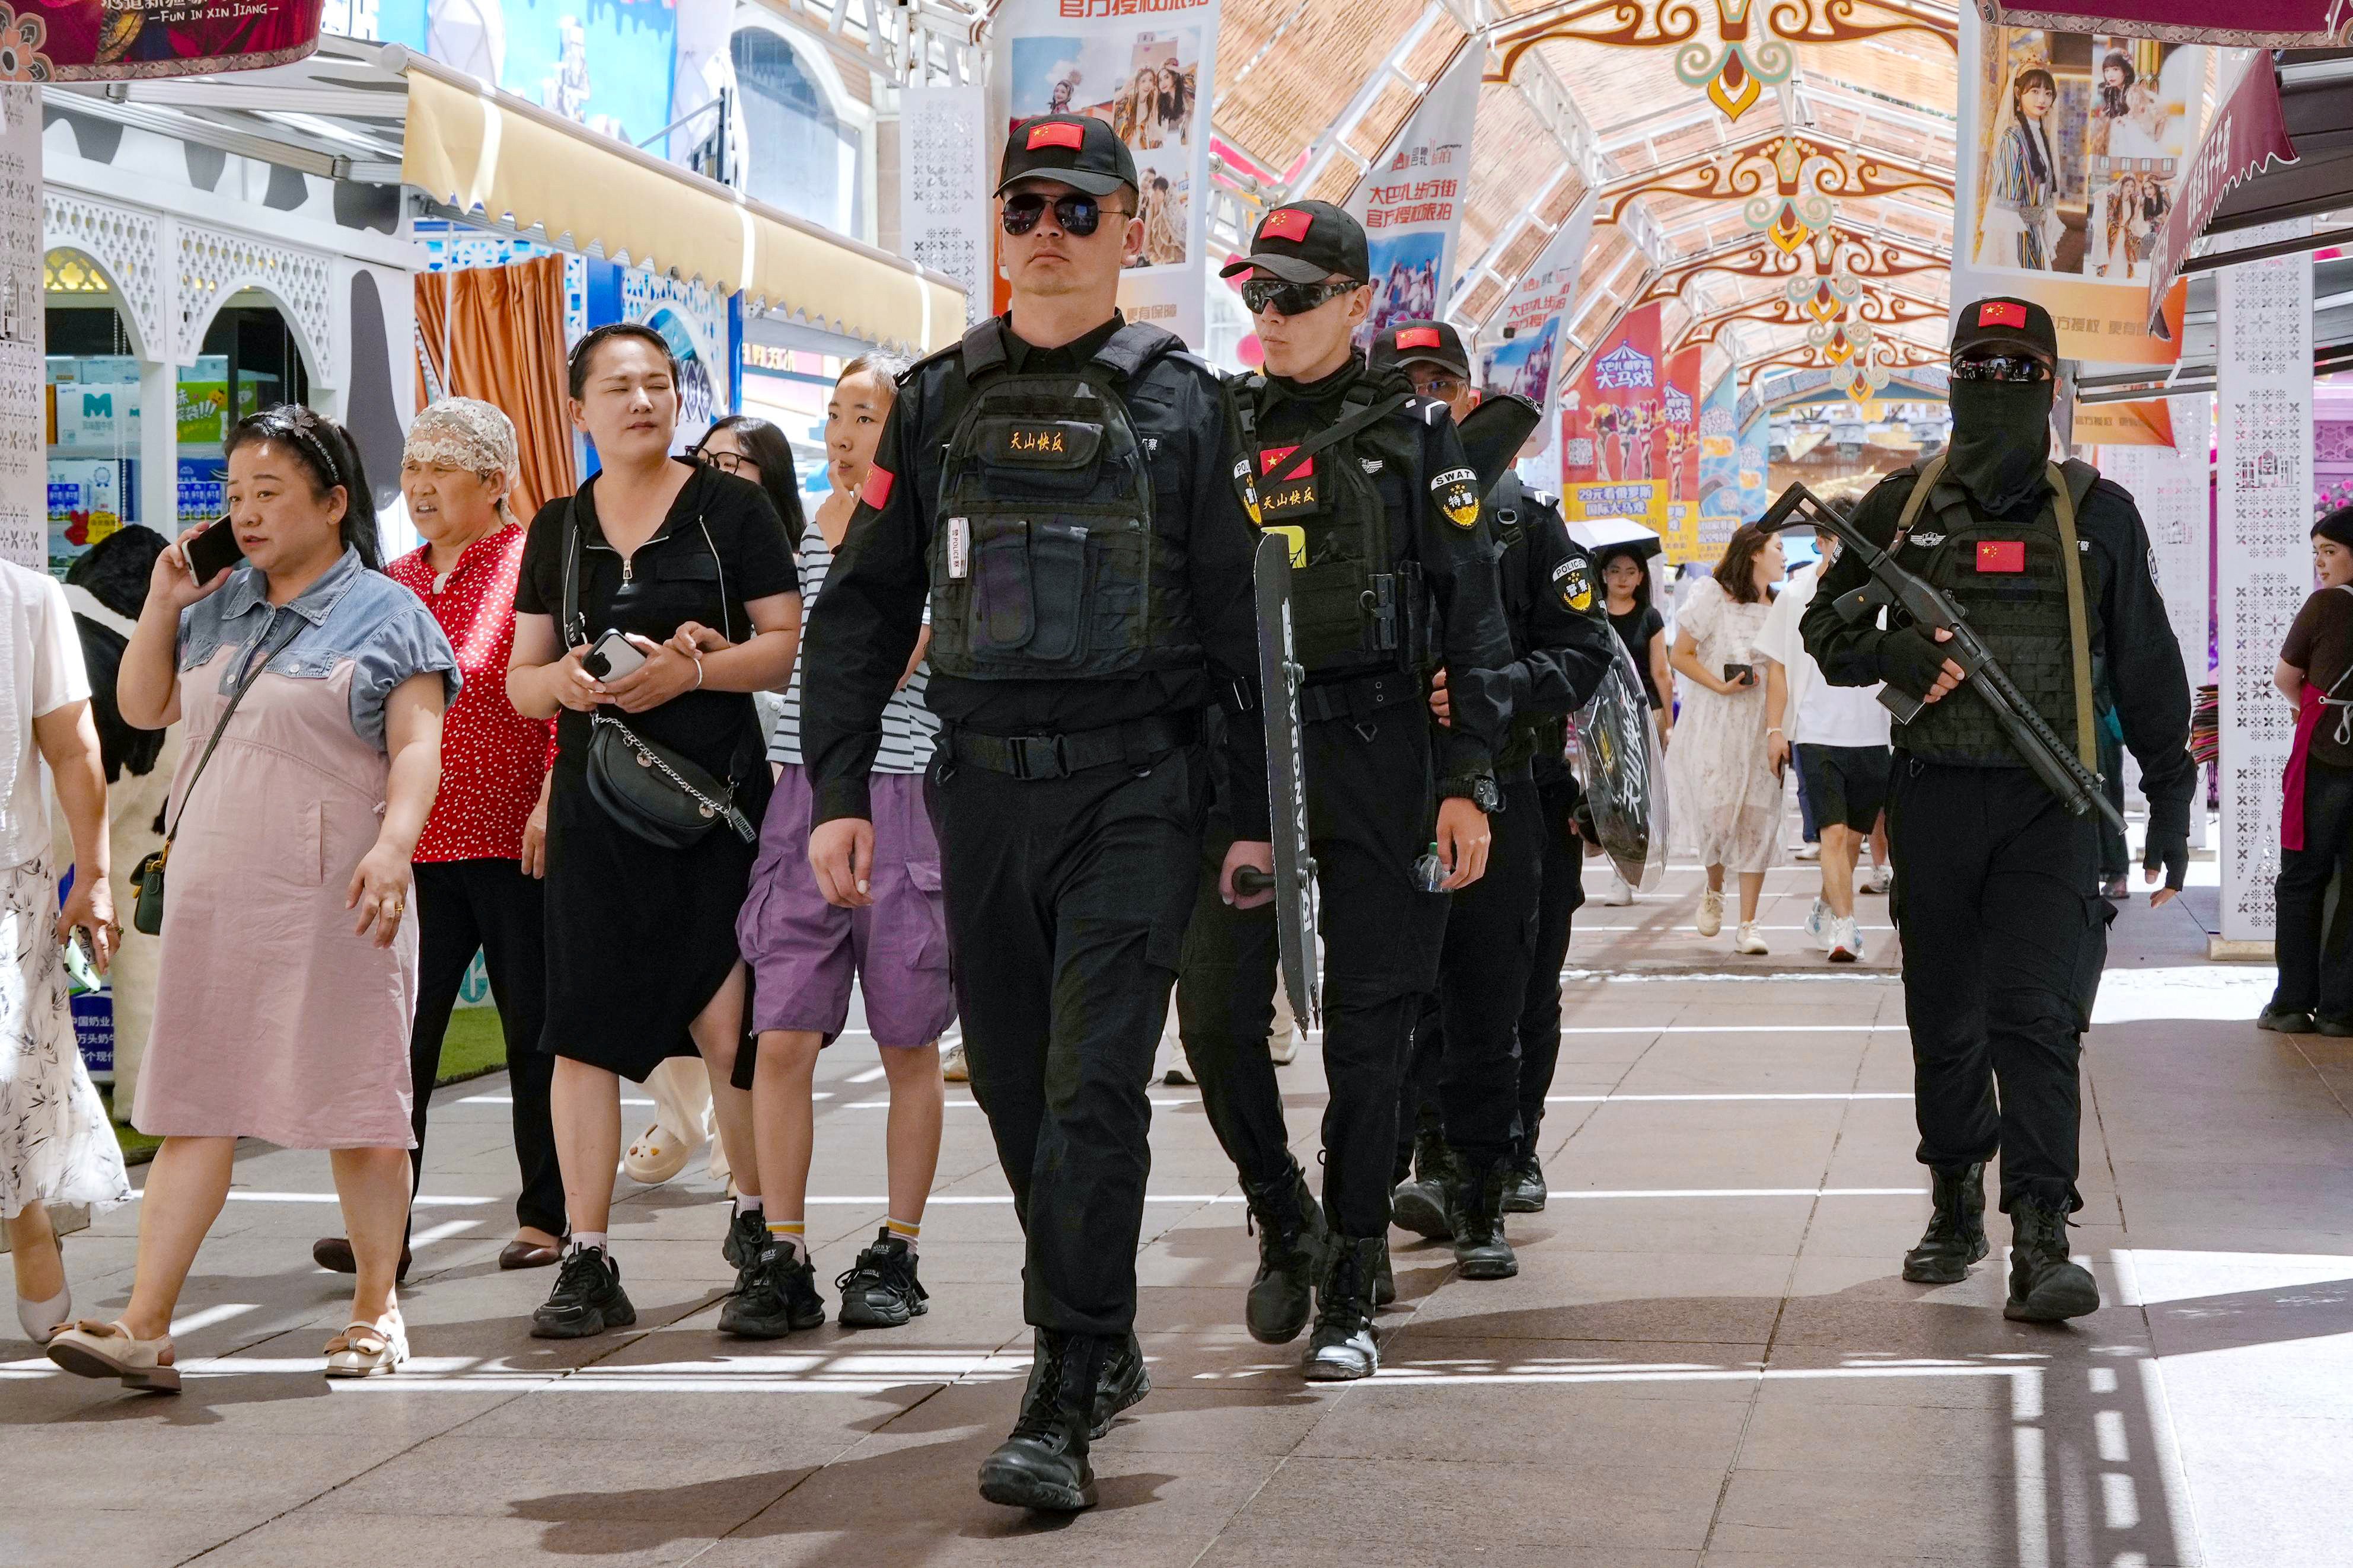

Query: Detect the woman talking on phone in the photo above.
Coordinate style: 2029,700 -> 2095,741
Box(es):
507,324 -> 801,1340
51,407 -> 458,1388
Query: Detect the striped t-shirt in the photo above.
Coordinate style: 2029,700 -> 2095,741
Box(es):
770,525 -> 938,772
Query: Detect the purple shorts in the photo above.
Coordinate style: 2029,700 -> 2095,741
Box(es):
736,765 -> 956,1047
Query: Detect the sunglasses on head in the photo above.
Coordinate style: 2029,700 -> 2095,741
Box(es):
1950,352 -> 2052,383
1001,191 -> 1128,237
1240,277 -> 1360,317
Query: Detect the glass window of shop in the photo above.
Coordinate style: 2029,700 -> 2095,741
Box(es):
732,28 -> 862,239
739,341 -> 839,510
46,257 -> 311,579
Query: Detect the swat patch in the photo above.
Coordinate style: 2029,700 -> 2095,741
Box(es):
1552,554 -> 1595,612
1432,467 -> 1481,529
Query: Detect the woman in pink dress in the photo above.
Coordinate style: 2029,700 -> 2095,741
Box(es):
46,408 -> 457,1390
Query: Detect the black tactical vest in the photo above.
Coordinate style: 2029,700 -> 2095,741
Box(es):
927,321 -> 1198,682
1890,458 -> 2100,768
1227,373 -> 1426,681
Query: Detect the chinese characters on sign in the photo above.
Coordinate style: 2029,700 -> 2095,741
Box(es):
1345,44 -> 1482,341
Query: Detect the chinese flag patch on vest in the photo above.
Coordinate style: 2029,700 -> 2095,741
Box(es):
1026,120 -> 1085,151
1976,539 -> 2025,573
1262,207 -> 1313,243
860,464 -> 895,509
1260,444 -> 1312,479
1977,301 -> 2028,330
1395,327 -> 1442,350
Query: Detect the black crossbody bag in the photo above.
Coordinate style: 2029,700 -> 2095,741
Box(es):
129,614 -> 304,934
562,499 -> 756,849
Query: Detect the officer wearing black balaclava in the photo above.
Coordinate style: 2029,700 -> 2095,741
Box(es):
1802,296 -> 2192,1323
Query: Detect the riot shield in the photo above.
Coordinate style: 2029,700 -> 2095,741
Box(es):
1569,628 -> 1670,890
1239,529 -> 1321,1030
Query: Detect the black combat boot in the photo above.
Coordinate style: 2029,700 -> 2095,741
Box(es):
2004,1197 -> 2100,1322
1503,1150 -> 1548,1213
1389,1127 -> 1454,1241
1372,1238 -> 1395,1307
977,1330 -> 1108,1512
1445,1152 -> 1518,1279
1091,1330 -> 1151,1438
1303,1237 -> 1383,1381
1901,1163 -> 1989,1283
1243,1164 -> 1328,1345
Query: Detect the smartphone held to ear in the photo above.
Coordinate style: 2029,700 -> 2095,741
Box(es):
582,629 -> 648,682
184,518 -> 244,583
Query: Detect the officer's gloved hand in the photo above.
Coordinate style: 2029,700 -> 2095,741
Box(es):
1877,625 -> 1962,702
2142,825 -> 2189,906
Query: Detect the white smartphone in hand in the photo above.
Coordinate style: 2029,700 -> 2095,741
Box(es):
584,629 -> 648,682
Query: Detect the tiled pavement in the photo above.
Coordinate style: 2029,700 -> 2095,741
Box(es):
5,861 -> 2348,1568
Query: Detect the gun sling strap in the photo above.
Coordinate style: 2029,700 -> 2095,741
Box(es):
1889,451 -> 2100,774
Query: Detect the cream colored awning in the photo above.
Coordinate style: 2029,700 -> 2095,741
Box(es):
397,53 -> 962,356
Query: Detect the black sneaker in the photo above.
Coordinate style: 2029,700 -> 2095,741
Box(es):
1243,1167 -> 1328,1345
719,1243 -> 827,1338
1090,1330 -> 1151,1438
836,1230 -> 929,1328
1303,1237 -> 1382,1381
977,1330 -> 1104,1512
1503,1152 -> 1548,1213
530,1246 -> 637,1339
1902,1163 -> 1989,1284
2004,1197 -> 2100,1322
721,1205 -> 767,1270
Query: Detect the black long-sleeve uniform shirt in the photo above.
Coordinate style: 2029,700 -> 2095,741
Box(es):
1487,478 -> 1618,777
1248,362 -> 1516,785
801,312 -> 1273,837
1800,467 -> 2196,838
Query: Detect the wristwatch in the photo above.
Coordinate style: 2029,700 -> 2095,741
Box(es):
1439,774 -> 1502,813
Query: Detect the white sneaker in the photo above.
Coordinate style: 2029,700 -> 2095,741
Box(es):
1268,1027 -> 1302,1066
1793,844 -> 1820,862
1804,898 -> 1832,950
1734,921 -> 1769,955
940,1042 -> 970,1082
1828,916 -> 1864,964
1603,870 -> 1635,906
1696,889 -> 1724,938
1866,864 -> 1893,896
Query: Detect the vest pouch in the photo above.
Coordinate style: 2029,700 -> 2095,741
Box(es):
975,416 -> 1107,500
968,518 -> 1036,654
1292,557 -> 1379,672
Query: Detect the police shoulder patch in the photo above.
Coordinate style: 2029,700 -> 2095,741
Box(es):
1551,554 -> 1594,612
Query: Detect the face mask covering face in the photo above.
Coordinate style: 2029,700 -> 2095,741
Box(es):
1945,378 -> 2055,515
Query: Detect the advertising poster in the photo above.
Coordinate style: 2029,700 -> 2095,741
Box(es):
994,0 -> 1220,347
2071,397 -> 2175,446
1476,194 -> 1596,461
46,458 -> 125,576
355,1 -> 679,148
18,0 -> 324,79
1559,304 -> 1670,553
1953,18 -> 2201,363
1735,407 -> 1771,522
1346,44 -> 1481,341
900,84 -> 992,330
1658,344 -> 1704,562
1695,371 -> 1744,549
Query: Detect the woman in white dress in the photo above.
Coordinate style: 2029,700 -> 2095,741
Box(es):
1667,525 -> 1786,953
0,557 -> 130,1343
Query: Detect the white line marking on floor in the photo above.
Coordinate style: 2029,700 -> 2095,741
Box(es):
122,1192 -> 501,1207
411,1220 -> 480,1248
846,1066 -> 887,1084
167,1304 -> 259,1336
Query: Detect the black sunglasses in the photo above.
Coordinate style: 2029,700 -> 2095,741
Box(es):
1950,353 -> 2052,383
1001,191 -> 1130,237
1241,277 -> 1360,317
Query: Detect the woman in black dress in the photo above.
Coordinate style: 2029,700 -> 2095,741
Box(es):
508,324 -> 801,1338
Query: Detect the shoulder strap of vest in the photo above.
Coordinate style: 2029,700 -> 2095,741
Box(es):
1890,454 -> 1948,551
959,320 -> 1010,382
1250,390 -> 1413,490
1487,470 -> 1528,539
2046,460 -> 2099,774
1089,321 -> 1179,383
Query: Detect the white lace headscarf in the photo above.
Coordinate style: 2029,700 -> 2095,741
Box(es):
404,397 -> 521,521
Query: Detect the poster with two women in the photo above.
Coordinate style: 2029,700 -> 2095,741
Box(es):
1953,17 -> 2204,363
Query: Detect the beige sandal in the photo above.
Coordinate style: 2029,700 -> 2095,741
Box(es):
621,1121 -> 696,1185
324,1314 -> 408,1378
46,1318 -> 180,1392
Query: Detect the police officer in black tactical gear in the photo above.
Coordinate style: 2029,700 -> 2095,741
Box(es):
1173,205 -> 1516,1382
1373,322 -> 1615,1282
800,114 -> 1275,1513
1802,296 -> 2193,1323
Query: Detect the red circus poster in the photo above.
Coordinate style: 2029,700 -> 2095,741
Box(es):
1659,341 -> 1704,563
4,0 -> 324,79
1559,303 -> 1681,557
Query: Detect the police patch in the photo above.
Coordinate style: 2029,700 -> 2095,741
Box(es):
1552,555 -> 1594,612
1432,467 -> 1480,529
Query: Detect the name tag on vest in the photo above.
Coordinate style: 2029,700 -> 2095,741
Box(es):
1976,540 -> 2026,573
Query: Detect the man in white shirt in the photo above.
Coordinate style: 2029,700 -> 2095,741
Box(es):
1756,525 -> 1892,962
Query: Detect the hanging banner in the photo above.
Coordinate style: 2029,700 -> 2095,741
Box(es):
2144,53 -> 2300,332
0,87 -> 42,571
1475,194 -> 1598,461
901,84 -> 993,330
1953,16 -> 2203,363
1695,371 -> 1744,550
2215,228 -> 2311,946
991,0 -> 1219,347
1735,407 -> 1772,522
1560,303 -> 1673,554
2072,397 -> 2176,446
1975,1 -> 2353,47
1659,343 -> 1704,562
12,0 -> 323,79
1348,43 -> 1482,342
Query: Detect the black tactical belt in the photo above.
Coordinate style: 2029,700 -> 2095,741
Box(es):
941,713 -> 1199,781
1298,669 -> 1425,727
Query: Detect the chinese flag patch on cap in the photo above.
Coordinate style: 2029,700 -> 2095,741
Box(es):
860,464 -> 895,510
1026,120 -> 1086,151
1977,300 -> 2028,329
1395,327 -> 1442,349
1262,207 -> 1313,243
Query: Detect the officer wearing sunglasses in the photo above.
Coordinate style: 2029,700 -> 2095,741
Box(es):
797,111 -> 1273,1516
1172,202 -> 1515,1385
1800,295 -> 2192,1324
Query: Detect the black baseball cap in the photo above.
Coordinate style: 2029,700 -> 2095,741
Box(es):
997,114 -> 1137,199
1951,296 -> 2057,366
1218,200 -> 1369,285
1369,320 -> 1470,379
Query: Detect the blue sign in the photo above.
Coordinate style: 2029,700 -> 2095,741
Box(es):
371,1 -> 678,149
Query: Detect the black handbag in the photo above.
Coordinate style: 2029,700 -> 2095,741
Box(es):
562,499 -> 756,850
129,614 -> 304,934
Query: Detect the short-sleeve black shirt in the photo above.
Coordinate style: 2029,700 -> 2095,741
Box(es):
518,458 -> 799,777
